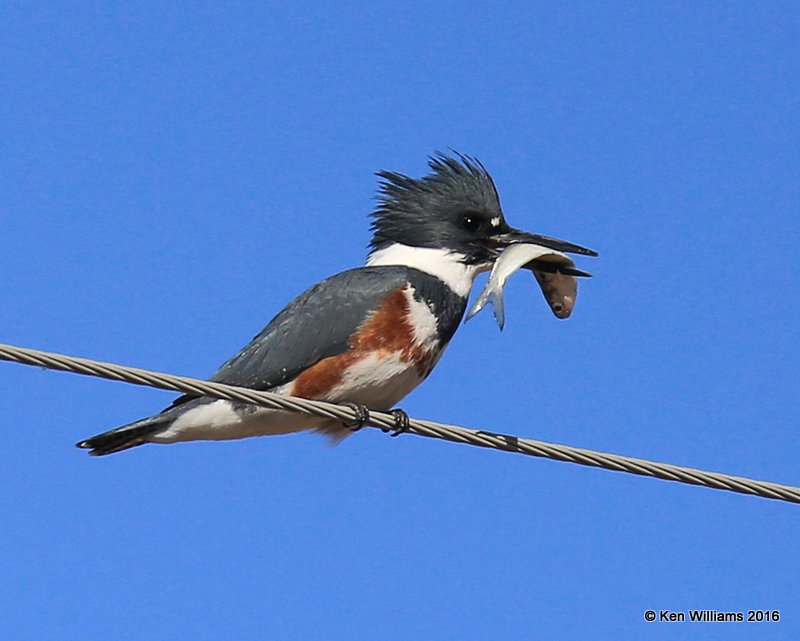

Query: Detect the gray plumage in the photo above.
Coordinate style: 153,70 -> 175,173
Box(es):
209,266 -> 464,391
370,152 -> 507,260
78,266 -> 465,455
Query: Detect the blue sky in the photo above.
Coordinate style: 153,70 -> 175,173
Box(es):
1,2 -> 798,639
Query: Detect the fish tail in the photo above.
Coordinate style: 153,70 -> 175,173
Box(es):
489,290 -> 506,330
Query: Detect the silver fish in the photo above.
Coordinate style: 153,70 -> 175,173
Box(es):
466,243 -> 591,329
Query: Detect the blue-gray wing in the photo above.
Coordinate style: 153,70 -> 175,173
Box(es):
206,266 -> 413,390
163,264 -> 466,413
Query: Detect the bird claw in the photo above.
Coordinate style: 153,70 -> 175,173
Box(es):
341,403 -> 371,431
386,408 -> 409,437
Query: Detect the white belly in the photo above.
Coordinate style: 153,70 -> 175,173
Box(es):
147,354 -> 433,444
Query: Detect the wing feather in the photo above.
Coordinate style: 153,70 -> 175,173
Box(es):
212,266 -> 416,390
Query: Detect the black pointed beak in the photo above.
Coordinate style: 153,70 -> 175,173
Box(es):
488,228 -> 598,257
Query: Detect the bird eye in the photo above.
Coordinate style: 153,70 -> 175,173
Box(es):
460,213 -> 482,233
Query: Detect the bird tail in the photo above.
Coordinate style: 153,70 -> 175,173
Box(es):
76,416 -> 168,456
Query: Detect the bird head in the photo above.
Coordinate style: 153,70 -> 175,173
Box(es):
368,152 -> 597,267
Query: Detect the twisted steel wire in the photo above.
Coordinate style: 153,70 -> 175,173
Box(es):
1,341 -> 798,504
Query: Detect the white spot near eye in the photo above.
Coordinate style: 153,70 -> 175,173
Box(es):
490,217 -> 501,227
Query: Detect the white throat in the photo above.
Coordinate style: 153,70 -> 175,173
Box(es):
366,243 -> 485,298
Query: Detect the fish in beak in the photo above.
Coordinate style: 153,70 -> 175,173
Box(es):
469,230 -> 597,327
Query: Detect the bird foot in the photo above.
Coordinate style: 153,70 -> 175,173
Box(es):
385,408 -> 410,437
341,403 -> 371,431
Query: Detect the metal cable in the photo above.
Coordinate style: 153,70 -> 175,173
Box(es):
1,341 -> 798,505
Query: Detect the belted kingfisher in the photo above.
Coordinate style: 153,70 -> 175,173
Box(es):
78,152 -> 596,455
